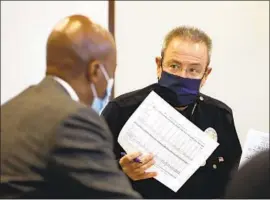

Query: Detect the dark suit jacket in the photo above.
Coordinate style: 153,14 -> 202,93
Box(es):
225,150 -> 270,199
0,76 -> 141,199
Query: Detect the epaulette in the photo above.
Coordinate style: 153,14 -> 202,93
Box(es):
199,93 -> 233,114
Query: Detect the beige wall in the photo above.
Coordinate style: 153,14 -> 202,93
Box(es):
1,1 -> 108,104
115,1 -> 269,146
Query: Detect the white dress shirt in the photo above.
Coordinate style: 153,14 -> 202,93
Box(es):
53,76 -> 79,102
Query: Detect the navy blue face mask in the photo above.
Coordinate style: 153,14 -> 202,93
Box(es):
158,71 -> 202,106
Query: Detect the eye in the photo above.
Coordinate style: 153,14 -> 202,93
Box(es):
188,66 -> 202,74
189,68 -> 196,73
169,64 -> 180,69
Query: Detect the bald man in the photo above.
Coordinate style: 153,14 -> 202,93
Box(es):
0,15 -> 140,198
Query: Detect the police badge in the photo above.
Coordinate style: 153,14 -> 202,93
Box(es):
205,127 -> 218,142
200,127 -> 218,167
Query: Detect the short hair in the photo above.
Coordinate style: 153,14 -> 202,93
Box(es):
161,26 -> 212,66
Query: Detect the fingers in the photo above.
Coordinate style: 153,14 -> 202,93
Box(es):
119,152 -> 142,166
134,153 -> 154,168
134,172 -> 158,181
133,159 -> 155,174
119,152 -> 158,181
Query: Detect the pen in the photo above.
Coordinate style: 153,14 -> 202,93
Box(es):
120,152 -> 142,163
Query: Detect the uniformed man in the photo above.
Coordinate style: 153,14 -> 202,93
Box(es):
101,26 -> 242,199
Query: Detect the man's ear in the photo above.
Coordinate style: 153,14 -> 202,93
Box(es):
88,60 -> 101,84
156,57 -> 162,79
200,67 -> 212,87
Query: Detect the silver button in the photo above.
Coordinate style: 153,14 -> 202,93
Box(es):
213,164 -> 217,169
199,96 -> 204,101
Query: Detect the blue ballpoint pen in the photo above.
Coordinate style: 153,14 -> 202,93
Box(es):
120,152 -> 142,163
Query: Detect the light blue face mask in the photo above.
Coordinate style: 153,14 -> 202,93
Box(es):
90,65 -> 114,115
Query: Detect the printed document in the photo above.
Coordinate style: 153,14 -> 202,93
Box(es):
239,129 -> 269,168
118,91 -> 219,192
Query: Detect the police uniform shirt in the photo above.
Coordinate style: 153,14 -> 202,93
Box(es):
101,83 -> 242,199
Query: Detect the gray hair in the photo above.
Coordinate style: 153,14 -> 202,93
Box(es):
161,26 -> 212,66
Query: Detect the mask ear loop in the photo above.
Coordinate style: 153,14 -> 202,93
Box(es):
191,67 -> 209,121
90,64 -> 108,99
99,64 -> 110,81
99,64 -> 114,97
90,83 -> 98,98
91,64 -> 111,99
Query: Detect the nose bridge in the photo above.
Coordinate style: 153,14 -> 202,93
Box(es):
178,65 -> 188,78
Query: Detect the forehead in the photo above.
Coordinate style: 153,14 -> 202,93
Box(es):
164,37 -> 208,65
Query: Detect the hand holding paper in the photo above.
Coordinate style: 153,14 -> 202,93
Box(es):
119,152 -> 157,181
118,91 -> 219,192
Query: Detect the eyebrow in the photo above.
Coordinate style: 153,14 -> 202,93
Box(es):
166,59 -> 202,67
166,59 -> 181,65
189,63 -> 202,67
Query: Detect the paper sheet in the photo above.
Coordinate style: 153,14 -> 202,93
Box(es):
239,129 -> 269,168
118,91 -> 219,192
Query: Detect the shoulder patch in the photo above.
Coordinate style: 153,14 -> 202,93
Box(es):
111,84 -> 158,108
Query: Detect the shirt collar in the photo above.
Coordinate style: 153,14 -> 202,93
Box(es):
53,76 -> 80,102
